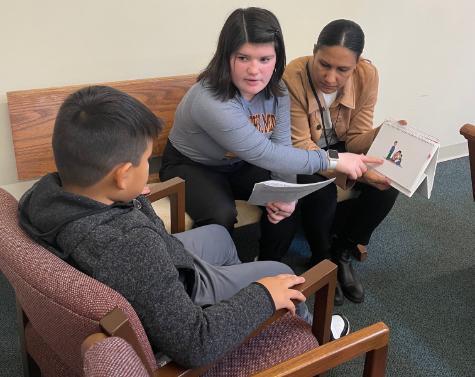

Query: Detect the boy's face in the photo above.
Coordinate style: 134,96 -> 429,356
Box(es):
123,140 -> 153,201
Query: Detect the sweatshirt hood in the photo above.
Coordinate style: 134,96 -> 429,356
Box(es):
18,173 -> 133,259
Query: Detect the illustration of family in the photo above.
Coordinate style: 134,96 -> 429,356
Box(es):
386,141 -> 403,166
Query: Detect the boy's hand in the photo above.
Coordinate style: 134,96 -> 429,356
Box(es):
265,201 -> 296,224
335,153 -> 383,180
257,274 -> 306,315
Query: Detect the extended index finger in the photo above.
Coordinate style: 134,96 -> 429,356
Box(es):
361,155 -> 384,164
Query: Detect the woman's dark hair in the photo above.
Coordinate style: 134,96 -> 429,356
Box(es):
198,7 -> 286,100
53,86 -> 162,187
314,19 -> 365,58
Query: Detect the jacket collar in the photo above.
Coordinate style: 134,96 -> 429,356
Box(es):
338,73 -> 355,109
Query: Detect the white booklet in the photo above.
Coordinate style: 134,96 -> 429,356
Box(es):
366,121 -> 440,198
248,178 -> 335,206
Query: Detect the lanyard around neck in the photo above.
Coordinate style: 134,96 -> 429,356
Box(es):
306,62 -> 332,147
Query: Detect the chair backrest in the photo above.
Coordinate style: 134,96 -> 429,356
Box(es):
83,337 -> 149,377
0,188 -> 157,375
7,75 -> 197,181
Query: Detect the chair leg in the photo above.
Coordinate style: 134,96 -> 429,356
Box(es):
312,268 -> 336,345
363,345 -> 388,377
15,298 -> 34,377
27,355 -> 41,377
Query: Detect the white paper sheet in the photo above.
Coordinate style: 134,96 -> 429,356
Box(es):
247,178 -> 335,206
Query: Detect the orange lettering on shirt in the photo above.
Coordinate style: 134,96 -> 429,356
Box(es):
249,113 -> 276,133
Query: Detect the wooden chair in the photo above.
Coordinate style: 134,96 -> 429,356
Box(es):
0,185 -> 389,377
82,322 -> 390,377
460,124 -> 475,200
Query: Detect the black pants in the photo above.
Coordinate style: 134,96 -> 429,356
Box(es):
297,142 -> 399,263
160,141 -> 298,261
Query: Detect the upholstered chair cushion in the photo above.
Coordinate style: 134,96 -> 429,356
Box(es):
204,313 -> 319,377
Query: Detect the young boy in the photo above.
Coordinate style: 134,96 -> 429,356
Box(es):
18,86 -> 346,368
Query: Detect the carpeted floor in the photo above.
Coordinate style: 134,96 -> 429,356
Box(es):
235,156 -> 475,376
0,272 -> 23,376
1,157 -> 474,376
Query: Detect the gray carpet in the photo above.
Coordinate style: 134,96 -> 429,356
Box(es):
1,157 -> 474,376
0,273 -> 23,376
283,156 -> 475,376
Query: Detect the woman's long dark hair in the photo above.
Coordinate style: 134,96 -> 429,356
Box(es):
198,7 -> 286,100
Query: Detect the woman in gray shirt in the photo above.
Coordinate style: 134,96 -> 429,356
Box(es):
160,7 -> 379,261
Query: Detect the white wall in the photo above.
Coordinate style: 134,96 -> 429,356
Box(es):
1,0 -> 473,185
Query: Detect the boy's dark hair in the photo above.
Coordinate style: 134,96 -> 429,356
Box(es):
197,7 -> 286,100
52,85 -> 163,187
314,19 -> 365,59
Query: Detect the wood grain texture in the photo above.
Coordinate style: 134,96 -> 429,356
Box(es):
7,75 -> 197,180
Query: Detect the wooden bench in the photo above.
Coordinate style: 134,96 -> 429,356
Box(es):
6,74 -> 365,258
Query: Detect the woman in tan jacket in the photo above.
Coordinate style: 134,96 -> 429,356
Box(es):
283,19 -> 400,306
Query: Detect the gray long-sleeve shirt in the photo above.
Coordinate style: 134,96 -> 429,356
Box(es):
169,81 -> 329,182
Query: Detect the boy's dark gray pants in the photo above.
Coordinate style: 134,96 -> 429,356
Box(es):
174,224 -> 311,323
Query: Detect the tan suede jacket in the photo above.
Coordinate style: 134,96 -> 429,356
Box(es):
283,55 -> 379,155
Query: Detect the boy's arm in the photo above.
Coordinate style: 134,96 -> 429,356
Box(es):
90,227 -> 275,369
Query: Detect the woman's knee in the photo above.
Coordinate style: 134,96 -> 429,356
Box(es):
195,205 -> 237,231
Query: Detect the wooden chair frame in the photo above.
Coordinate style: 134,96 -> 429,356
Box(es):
460,123 -> 475,200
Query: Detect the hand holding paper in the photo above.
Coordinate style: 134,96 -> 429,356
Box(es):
366,121 -> 439,198
266,201 -> 296,224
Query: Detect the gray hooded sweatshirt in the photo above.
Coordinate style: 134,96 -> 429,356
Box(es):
18,173 -> 275,368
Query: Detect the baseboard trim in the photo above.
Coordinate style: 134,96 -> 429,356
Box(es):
437,142 -> 468,162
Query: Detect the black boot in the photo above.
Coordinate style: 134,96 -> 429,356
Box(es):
337,248 -> 365,303
334,281 -> 344,306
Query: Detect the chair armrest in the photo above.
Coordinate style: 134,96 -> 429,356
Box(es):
147,177 -> 185,233
297,259 -> 337,345
460,123 -> 475,141
95,260 -> 338,377
81,333 -> 108,357
253,322 -> 390,377
99,308 -> 157,377
294,259 -> 337,298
